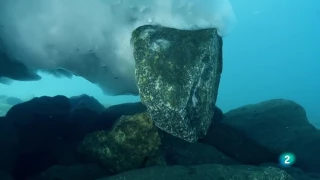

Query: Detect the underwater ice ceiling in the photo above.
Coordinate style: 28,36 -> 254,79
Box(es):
0,0 -> 237,95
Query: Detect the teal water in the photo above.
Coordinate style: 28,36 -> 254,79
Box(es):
0,73 -> 140,106
218,0 -> 320,125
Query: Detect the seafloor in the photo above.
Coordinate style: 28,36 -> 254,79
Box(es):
0,94 -> 319,180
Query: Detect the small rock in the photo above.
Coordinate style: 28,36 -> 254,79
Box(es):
78,112 -> 161,174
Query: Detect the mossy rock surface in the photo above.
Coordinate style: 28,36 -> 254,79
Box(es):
132,25 -> 223,142
78,112 -> 161,174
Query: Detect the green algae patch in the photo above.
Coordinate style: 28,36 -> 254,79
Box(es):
78,112 -> 161,174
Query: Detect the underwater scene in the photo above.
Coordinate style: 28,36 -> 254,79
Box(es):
0,0 -> 319,179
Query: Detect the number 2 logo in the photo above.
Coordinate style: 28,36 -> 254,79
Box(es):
284,155 -> 290,164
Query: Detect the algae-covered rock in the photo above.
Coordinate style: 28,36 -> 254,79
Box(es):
78,112 -> 161,174
132,25 -> 223,142
98,164 -> 294,180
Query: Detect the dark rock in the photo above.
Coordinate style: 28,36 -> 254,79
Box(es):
5,96 -> 23,106
217,99 -> 320,173
78,112 -> 161,174
13,149 -> 57,180
142,150 -> 167,168
285,131 -> 320,173
212,106 -> 224,123
69,94 -> 105,114
67,108 -> 101,141
200,121 -> 279,165
132,25 -> 223,142
1,97 -> 147,179
292,173 -> 320,180
159,130 -> 239,166
28,164 -> 109,180
0,170 -> 13,180
97,163 -> 294,180
221,99 -> 317,152
259,163 -> 320,180
0,117 -> 19,173
48,140 -> 82,166
5,96 -> 72,179
201,105 -> 279,165
6,95 -> 71,154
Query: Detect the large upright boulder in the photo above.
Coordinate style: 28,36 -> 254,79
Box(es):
132,25 -> 223,142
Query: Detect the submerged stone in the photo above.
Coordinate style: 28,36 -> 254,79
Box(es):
132,25 -> 223,142
78,112 -> 161,174
97,164 -> 294,180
